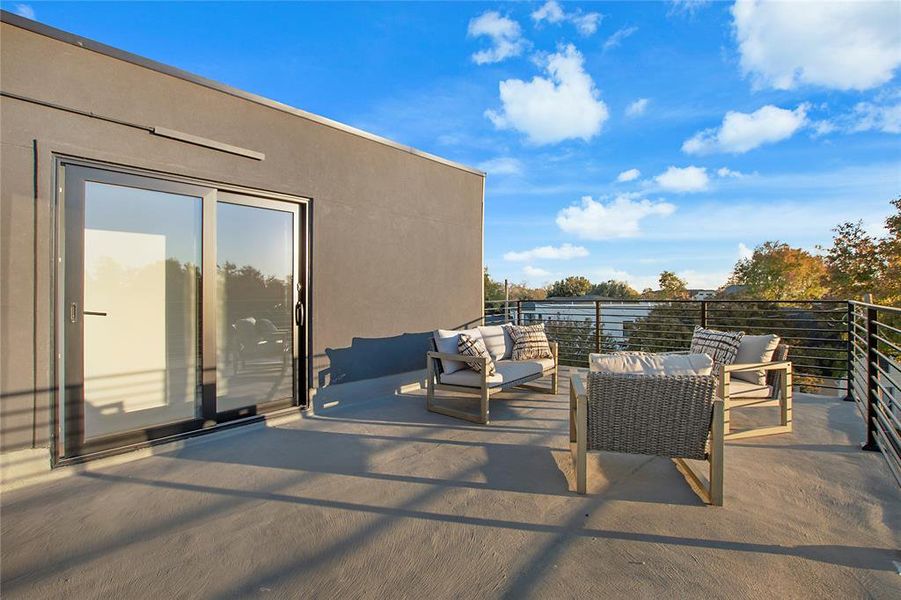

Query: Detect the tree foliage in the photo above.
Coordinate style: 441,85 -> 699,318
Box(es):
590,279 -> 640,299
547,276 -> 592,298
729,242 -> 828,300
821,220 -> 881,300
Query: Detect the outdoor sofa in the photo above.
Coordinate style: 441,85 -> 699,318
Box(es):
426,324 -> 558,424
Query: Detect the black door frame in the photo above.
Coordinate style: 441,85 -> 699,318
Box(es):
55,157 -> 311,462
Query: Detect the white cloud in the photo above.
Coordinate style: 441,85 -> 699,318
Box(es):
531,1 -> 602,36
468,11 -> 526,65
485,44 -> 609,145
571,12 -> 603,36
12,3 -> 35,19
556,194 -> 676,240
654,166 -> 710,193
478,157 -> 524,176
668,0 -> 712,15
616,168 -> 641,182
603,26 -> 638,52
531,1 -> 566,24
682,104 -> 808,154
716,167 -> 745,178
504,243 -> 589,262
846,101 -> 901,134
626,98 -> 649,117
732,0 -> 901,91
522,265 -> 553,286
738,242 -> 754,260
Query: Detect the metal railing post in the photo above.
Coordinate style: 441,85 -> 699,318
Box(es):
863,304 -> 880,451
844,301 -> 854,402
700,300 -> 708,329
516,300 -> 522,325
595,300 -> 601,353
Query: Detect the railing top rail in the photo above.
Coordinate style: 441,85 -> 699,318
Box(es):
849,300 -> 901,314
485,298 -> 850,305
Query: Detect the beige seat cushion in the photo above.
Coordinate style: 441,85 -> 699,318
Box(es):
733,334 -> 780,385
439,357 -> 554,388
728,379 -> 773,398
589,352 -> 713,376
478,324 -> 514,361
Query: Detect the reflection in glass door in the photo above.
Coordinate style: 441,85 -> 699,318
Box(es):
216,197 -> 299,414
61,164 -> 307,459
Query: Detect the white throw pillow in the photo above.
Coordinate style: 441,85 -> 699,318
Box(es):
733,334 -> 780,385
478,324 -> 514,361
434,328 -> 482,374
589,352 -> 714,377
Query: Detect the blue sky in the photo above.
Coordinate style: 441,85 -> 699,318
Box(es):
6,1 -> 900,291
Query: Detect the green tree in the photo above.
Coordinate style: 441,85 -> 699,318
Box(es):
877,197 -> 901,305
546,276 -> 592,298
821,220 -> 881,300
648,271 -> 689,299
590,279 -> 640,299
729,241 -> 828,300
484,269 -> 504,302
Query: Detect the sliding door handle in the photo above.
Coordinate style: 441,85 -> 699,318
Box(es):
84,311 -> 108,317
295,302 -> 304,326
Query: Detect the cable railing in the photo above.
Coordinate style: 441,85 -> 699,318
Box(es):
486,297 -> 900,485
849,301 -> 901,485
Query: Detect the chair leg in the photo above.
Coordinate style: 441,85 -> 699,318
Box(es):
709,399 -> 725,506
480,385 -> 490,425
781,365 -> 793,431
426,356 -> 435,411
574,392 -> 587,494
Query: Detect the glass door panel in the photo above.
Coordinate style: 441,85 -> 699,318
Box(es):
78,179 -> 202,441
215,198 -> 298,414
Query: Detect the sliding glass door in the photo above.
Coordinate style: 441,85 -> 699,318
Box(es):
60,164 -> 307,458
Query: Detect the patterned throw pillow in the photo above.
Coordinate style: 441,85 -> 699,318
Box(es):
505,323 -> 553,361
690,326 -> 744,375
458,333 -> 496,375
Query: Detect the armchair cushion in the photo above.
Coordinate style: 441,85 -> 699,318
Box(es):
589,351 -> 714,376
690,326 -> 744,374
733,334 -> 781,385
433,328 -> 482,374
505,323 -> 553,361
478,324 -> 514,361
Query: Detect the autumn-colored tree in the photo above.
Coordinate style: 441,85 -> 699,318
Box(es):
821,220 -> 881,300
484,269 -> 505,302
546,276 -> 592,298
658,271 -> 689,299
877,197 -> 900,305
590,279 -> 640,299
729,241 -> 828,300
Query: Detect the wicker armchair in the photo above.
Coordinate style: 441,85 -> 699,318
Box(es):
570,371 -> 725,505
721,343 -> 792,440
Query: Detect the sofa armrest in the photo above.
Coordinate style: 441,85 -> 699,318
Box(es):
550,341 -> 559,366
722,360 -> 791,374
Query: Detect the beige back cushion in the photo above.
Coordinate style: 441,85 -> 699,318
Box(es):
433,328 -> 482,374
733,334 -> 781,385
478,324 -> 514,361
589,352 -> 714,376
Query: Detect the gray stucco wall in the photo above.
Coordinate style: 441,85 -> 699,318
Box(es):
0,19 -> 484,452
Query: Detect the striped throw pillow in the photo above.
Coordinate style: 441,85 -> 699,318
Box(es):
458,333 -> 496,375
505,323 -> 553,361
690,326 -> 744,375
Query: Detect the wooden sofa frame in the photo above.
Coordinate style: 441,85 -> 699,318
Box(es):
426,341 -> 558,424
721,359 -> 792,440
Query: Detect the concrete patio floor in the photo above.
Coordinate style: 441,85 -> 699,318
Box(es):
2,367 -> 899,599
